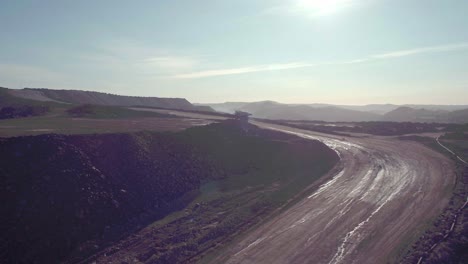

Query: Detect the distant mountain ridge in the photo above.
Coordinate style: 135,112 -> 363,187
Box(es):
382,106 -> 468,123
337,104 -> 468,114
203,101 -> 380,122
382,107 -> 447,122
3,87 -> 467,123
7,88 -> 213,112
202,101 -> 468,123
240,101 -> 380,122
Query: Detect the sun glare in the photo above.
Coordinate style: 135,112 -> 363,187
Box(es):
296,0 -> 353,16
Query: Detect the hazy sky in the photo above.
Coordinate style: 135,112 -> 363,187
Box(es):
1,0 -> 468,104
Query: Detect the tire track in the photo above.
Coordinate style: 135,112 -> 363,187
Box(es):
213,122 -> 455,264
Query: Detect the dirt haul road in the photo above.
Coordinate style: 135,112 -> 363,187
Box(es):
212,121 -> 455,264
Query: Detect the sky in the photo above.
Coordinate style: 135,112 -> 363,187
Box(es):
1,0 -> 468,105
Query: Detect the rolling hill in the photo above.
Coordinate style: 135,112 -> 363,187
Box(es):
382,106 -> 468,123
203,101 -> 468,123
0,121 -> 338,263
382,107 -> 447,122
204,101 -> 381,122
6,87 -> 213,112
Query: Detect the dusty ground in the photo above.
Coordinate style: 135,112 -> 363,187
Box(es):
22,103 -> 453,264
208,121 -> 456,264
124,110 -> 458,264
70,108 -> 457,264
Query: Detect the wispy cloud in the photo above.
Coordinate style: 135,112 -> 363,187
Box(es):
170,42 -> 468,79
172,62 -> 316,79
371,43 -> 468,59
76,41 -> 201,76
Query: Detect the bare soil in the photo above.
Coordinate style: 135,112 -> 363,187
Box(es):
210,121 -> 456,264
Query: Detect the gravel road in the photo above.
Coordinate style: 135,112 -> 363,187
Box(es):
214,121 -> 455,264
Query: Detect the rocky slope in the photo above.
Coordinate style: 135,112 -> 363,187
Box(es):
0,132 -> 217,263
0,121 -> 338,263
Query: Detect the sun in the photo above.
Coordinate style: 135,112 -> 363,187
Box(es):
296,0 -> 352,16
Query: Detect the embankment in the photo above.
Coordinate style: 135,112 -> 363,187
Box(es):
0,120 -> 339,263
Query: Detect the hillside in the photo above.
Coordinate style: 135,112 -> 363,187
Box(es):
65,104 -> 173,119
382,106 -> 448,122
7,88 -> 213,112
0,87 -> 66,119
382,107 -> 468,123
204,101 -> 468,123
338,104 -> 468,114
0,121 -> 339,263
206,102 -> 468,115
445,108 -> 468,123
336,104 -> 400,114
242,101 -> 379,122
206,101 -> 380,122
0,132 -> 214,263
198,102 -> 248,113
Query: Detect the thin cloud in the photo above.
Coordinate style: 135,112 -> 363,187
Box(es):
371,43 -> 468,59
170,42 -> 468,79
172,62 -> 316,79
88,40 -> 202,73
